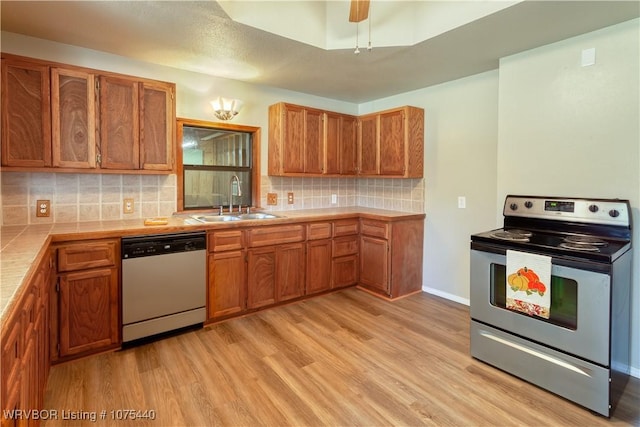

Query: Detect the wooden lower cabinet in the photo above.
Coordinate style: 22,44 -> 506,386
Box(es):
359,218 -> 424,299
247,247 -> 276,309
276,243 -> 305,302
57,268 -> 119,358
52,239 -> 120,362
306,239 -> 332,295
332,254 -> 359,289
359,236 -> 389,293
1,251 -> 54,427
208,250 -> 246,319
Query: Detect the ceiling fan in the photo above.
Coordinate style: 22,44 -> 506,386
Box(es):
349,0 -> 370,22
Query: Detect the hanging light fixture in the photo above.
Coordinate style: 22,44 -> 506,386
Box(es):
210,97 -> 243,121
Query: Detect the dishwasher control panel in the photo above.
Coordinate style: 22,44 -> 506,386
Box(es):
122,232 -> 206,259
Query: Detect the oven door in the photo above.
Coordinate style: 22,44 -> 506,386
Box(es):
470,249 -> 610,366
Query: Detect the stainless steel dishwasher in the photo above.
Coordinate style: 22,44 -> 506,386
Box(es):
121,232 -> 206,343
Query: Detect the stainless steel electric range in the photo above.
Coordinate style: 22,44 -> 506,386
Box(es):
470,195 -> 632,417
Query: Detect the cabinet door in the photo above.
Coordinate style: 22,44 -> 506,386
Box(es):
324,112 -> 340,175
1,313 -> 22,426
282,104 -> 305,173
333,254 -> 359,289
51,68 -> 96,169
358,114 -> 378,175
1,57 -> 51,167
99,75 -> 139,169
304,108 -> 324,174
208,251 -> 246,319
340,115 -> 358,175
247,247 -> 276,309
140,81 -> 174,171
379,109 -> 405,176
306,240 -> 332,295
276,243 -> 305,302
360,236 -> 389,293
58,268 -> 119,357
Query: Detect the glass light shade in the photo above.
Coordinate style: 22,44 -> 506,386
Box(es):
211,97 -> 243,120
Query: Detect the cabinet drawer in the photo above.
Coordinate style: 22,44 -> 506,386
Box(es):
360,219 -> 389,239
246,225 -> 305,247
57,240 -> 118,272
333,219 -> 359,237
208,230 -> 244,252
332,236 -> 359,257
307,222 -> 332,240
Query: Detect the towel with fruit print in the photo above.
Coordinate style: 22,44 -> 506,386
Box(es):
506,250 -> 551,319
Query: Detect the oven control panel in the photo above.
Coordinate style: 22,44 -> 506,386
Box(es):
503,195 -> 630,226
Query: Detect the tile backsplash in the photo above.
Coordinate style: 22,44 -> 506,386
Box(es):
0,172 -> 177,225
261,176 -> 424,213
0,172 -> 424,225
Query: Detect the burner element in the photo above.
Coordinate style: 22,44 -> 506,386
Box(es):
491,230 -> 531,242
564,235 -> 607,246
559,242 -> 600,252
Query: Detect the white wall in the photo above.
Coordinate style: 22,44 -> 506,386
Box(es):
360,71 -> 500,304
497,19 -> 640,376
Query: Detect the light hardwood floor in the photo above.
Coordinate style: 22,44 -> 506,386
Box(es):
44,288 -> 639,426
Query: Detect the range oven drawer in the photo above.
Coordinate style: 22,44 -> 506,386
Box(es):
471,321 -> 611,417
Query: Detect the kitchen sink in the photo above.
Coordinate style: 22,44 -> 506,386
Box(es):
190,215 -> 242,223
236,213 -> 281,220
189,213 -> 283,223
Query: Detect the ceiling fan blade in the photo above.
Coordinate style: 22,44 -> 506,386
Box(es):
349,0 -> 370,22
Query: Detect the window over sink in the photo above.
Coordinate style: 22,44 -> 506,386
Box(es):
177,119 -> 261,211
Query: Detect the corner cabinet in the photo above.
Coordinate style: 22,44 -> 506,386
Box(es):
359,217 -> 424,299
1,53 -> 175,173
52,239 -> 120,361
268,102 -> 423,178
358,106 -> 424,178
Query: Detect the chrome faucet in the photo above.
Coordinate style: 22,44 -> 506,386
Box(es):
229,175 -> 242,213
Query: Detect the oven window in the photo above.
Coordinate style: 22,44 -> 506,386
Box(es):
489,263 -> 578,330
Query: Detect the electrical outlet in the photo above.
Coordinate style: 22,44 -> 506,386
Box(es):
458,196 -> 466,209
123,198 -> 134,214
267,193 -> 278,205
287,192 -> 294,204
331,194 -> 337,204
36,200 -> 50,217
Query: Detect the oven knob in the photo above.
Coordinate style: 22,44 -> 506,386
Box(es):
524,201 -> 533,209
588,204 -> 599,213
510,203 -> 518,211
609,209 -> 620,218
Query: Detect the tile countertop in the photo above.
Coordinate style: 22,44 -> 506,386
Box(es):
0,207 -> 425,322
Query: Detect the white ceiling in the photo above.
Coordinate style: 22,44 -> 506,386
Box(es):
1,1 -> 639,103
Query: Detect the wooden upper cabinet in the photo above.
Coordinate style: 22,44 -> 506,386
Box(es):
140,81 -> 174,171
340,114 -> 358,175
325,112 -> 340,175
1,56 -> 51,167
99,75 -> 140,169
268,102 -> 326,176
51,67 -> 96,169
379,109 -> 405,176
0,54 -> 176,174
358,106 -> 424,178
358,114 -> 378,175
304,108 -> 324,174
326,112 -> 357,176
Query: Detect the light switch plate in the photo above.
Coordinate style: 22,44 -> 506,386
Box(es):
458,196 -> 466,209
267,193 -> 278,205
